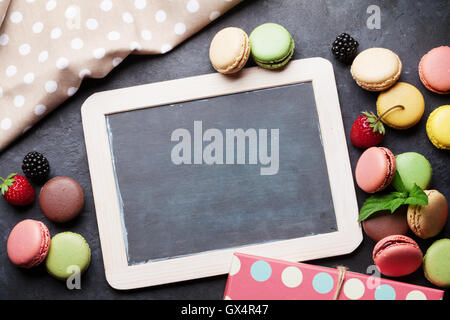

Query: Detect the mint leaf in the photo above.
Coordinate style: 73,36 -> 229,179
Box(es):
386,198 -> 407,213
404,184 -> 428,206
358,184 -> 429,222
358,193 -> 407,222
394,173 -> 407,193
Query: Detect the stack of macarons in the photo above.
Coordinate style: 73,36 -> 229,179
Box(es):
209,23 -> 295,74
7,220 -> 91,281
350,47 -> 427,132
349,44 -> 450,150
355,147 -> 449,284
417,46 -> 449,149
3,152 -> 92,282
344,39 -> 449,286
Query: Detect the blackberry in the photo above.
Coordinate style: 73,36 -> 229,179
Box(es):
332,33 -> 359,64
22,151 -> 50,182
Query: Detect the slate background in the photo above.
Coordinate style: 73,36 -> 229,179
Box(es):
0,0 -> 448,299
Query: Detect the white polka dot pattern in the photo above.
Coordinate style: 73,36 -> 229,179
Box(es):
229,255 -> 241,276
406,290 -> 427,300
0,0 -> 242,151
281,266 -> 303,288
343,278 -> 365,300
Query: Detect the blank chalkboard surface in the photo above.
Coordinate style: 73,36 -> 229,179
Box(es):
107,83 -> 336,264
82,58 -> 362,289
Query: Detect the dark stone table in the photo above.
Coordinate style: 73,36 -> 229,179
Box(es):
1,0 -> 448,299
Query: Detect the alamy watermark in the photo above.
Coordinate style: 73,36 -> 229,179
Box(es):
66,265 -> 81,290
170,121 -> 279,176
367,5 -> 381,29
366,264 -> 382,289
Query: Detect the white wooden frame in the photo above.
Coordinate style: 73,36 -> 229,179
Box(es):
81,58 -> 362,290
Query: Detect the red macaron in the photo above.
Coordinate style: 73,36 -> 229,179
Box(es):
355,147 -> 396,193
373,235 -> 423,277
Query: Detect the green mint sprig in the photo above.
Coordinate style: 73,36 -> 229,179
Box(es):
358,183 -> 428,222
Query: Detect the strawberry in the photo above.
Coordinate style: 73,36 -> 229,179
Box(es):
350,105 -> 405,149
0,173 -> 35,206
350,111 -> 385,149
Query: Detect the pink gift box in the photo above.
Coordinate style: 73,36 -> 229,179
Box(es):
224,253 -> 444,300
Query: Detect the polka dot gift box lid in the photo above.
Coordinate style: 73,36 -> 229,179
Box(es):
224,253 -> 444,300
0,0 -> 242,151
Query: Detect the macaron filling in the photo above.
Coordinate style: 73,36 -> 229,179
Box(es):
249,23 -> 295,70
373,238 -> 418,259
377,147 -> 396,192
222,32 -> 249,73
26,222 -> 51,268
253,37 -> 295,68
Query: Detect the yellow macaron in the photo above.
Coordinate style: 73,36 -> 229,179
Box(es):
427,105 -> 450,150
376,82 -> 425,129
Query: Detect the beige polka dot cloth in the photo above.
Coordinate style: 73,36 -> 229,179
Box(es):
0,0 -> 241,152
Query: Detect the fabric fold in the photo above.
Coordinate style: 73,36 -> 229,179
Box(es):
0,0 -> 242,152
0,0 -> 11,28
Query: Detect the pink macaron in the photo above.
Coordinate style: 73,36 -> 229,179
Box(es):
373,235 -> 423,277
7,219 -> 51,268
418,46 -> 450,94
355,147 -> 396,193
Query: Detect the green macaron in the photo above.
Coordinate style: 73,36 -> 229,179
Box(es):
423,239 -> 450,288
249,23 -> 295,69
45,232 -> 91,280
391,152 -> 432,192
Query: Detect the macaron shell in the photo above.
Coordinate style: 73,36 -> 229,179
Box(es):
254,37 -> 295,69
373,235 -> 423,277
407,190 -> 448,239
423,239 -> 450,288
39,177 -> 84,223
7,219 -> 50,268
209,27 -> 249,74
249,23 -> 293,63
45,232 -> 91,280
426,105 -> 450,150
355,147 -> 395,193
418,46 -> 450,94
231,35 -> 251,73
392,152 -> 432,192
362,207 -> 409,242
377,82 -> 425,129
351,48 -> 402,91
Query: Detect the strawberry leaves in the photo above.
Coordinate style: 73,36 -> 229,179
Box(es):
358,183 -> 428,222
0,173 -> 17,196
361,111 -> 386,135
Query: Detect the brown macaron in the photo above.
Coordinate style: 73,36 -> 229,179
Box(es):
362,206 -> 409,242
407,190 -> 448,239
39,177 -> 84,223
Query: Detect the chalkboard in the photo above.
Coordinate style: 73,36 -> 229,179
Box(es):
107,83 -> 337,264
82,58 -> 362,289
